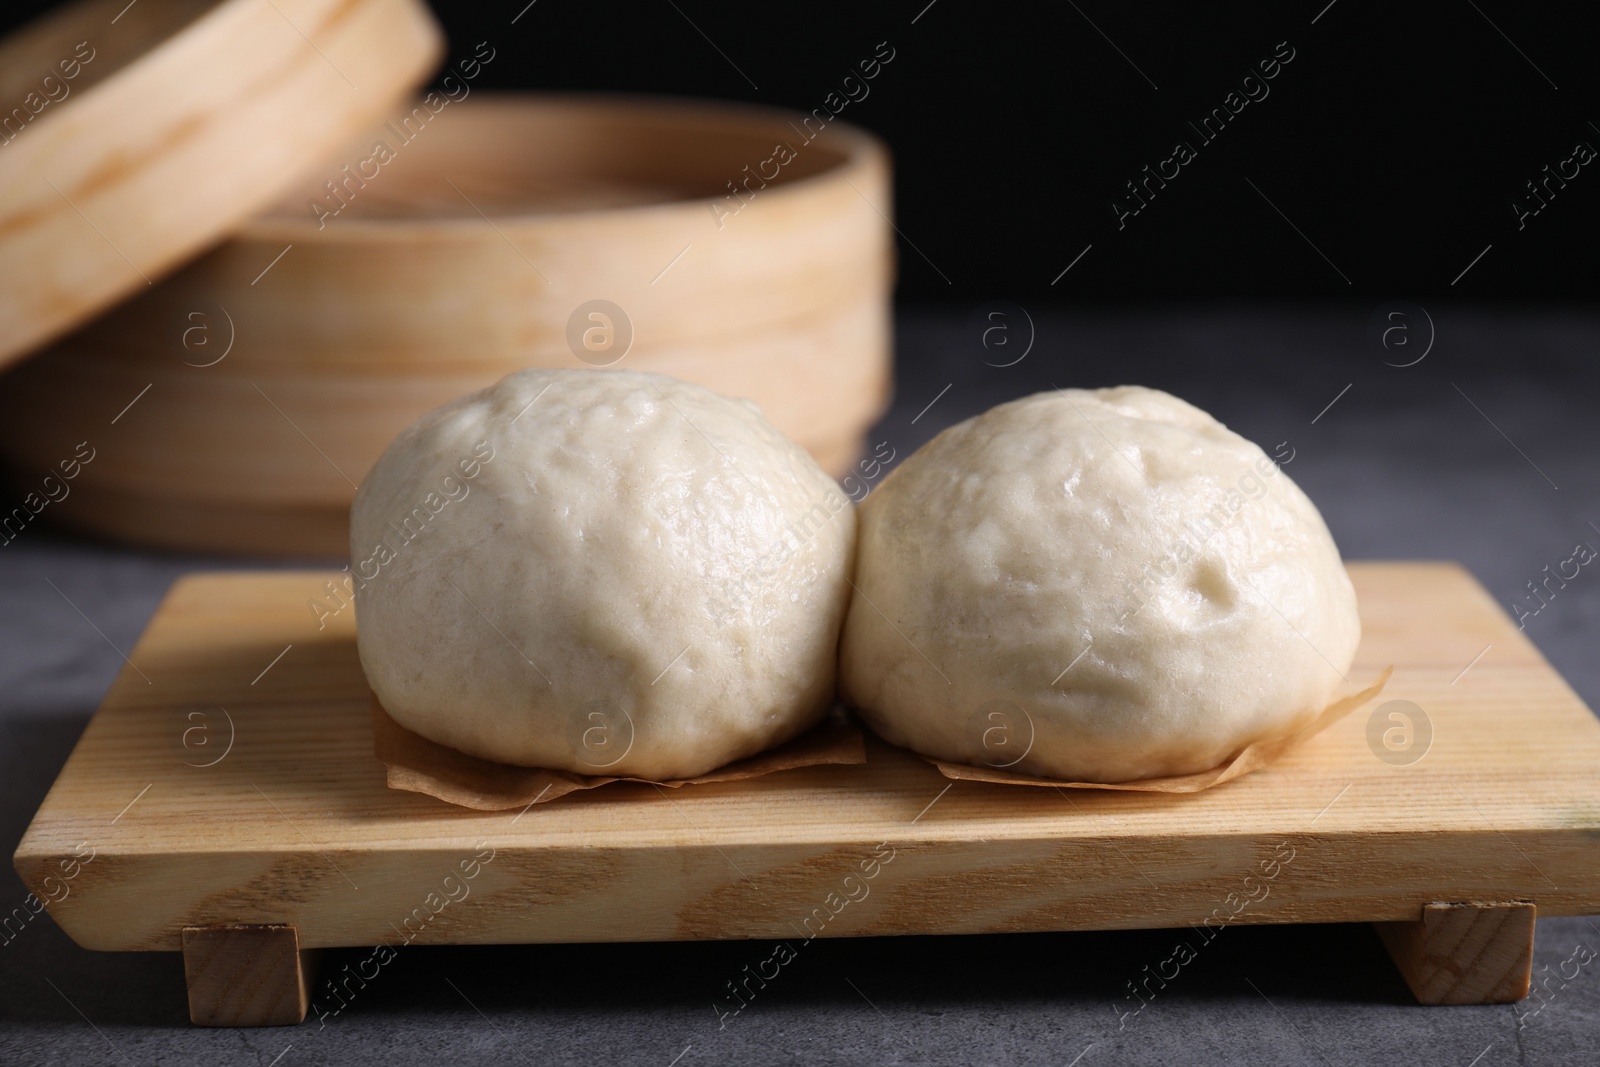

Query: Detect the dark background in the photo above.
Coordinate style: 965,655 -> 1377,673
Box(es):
393,0 -> 1600,304
7,0 -> 1598,303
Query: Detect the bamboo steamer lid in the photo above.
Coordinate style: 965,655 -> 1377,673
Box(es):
0,0 -> 444,367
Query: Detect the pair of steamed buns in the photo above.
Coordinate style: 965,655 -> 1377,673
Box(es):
353,369 -> 1359,783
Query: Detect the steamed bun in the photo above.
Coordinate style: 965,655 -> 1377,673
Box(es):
839,386 -> 1359,782
353,368 -> 855,779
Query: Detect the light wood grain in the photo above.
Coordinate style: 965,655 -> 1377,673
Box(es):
0,0 -> 443,366
1374,902 -> 1535,1004
13,564 -> 1600,979
0,95 -> 895,555
182,923 -> 319,1026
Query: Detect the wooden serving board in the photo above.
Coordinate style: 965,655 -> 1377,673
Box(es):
15,563 -> 1600,1024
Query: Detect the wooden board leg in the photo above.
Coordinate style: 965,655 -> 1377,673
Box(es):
182,924 -> 321,1026
1374,901 -> 1535,1005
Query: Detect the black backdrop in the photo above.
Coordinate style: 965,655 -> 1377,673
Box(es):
401,0 -> 1600,304
7,0 -> 1598,305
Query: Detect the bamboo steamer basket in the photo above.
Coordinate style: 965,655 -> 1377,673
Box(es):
0,0 -> 444,366
0,94 -> 895,557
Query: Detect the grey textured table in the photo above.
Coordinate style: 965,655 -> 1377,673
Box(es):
3,307 -> 1597,1065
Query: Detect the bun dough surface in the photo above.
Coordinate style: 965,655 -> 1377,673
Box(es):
839,386 -> 1359,782
353,368 -> 855,780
